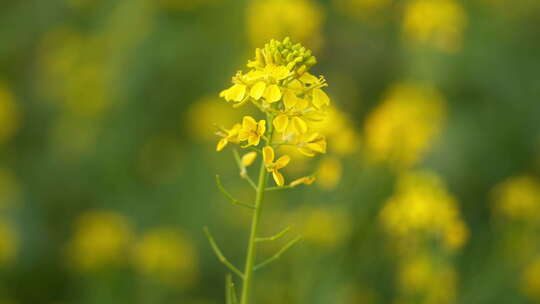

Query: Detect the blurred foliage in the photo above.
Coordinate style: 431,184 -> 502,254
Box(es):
1,0 -> 540,303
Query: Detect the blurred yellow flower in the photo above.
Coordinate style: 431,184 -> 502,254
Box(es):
364,83 -> 446,170
522,257 -> 540,300
296,206 -> 349,248
0,84 -> 20,145
491,175 -> 540,221
246,0 -> 324,50
0,221 -> 17,266
316,157 -> 343,190
398,256 -> 457,304
380,170 -> 468,251
403,0 -> 467,52
67,210 -> 132,271
313,106 -> 360,156
133,227 -> 197,285
187,97 -> 241,142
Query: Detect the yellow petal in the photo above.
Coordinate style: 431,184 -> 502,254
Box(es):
216,138 -> 228,151
248,134 -> 260,146
257,120 -> 266,135
312,88 -> 330,108
274,155 -> 290,169
307,139 -> 327,153
290,176 -> 316,187
241,152 -> 257,167
226,84 -> 247,102
291,117 -> 308,134
262,146 -> 274,166
250,82 -> 266,100
283,91 -> 298,109
300,72 -> 318,84
273,114 -> 289,133
272,170 -> 285,186
294,98 -> 309,111
297,147 -> 315,157
264,85 -> 282,103
242,116 -> 257,130
272,65 -> 290,80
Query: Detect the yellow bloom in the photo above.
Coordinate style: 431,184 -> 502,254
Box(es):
133,227 -> 197,285
379,170 -> 468,252
216,123 -> 242,151
491,175 -> 540,221
263,146 -> 290,186
67,210 -> 132,271
246,0 -> 324,50
241,151 -> 258,167
522,257 -> 540,300
364,83 -> 446,169
316,157 -> 342,190
238,116 -> 266,147
403,0 -> 467,52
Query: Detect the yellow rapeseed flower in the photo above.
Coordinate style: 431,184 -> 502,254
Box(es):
133,227 -> 197,286
246,0 -> 324,50
364,83 -> 446,169
403,0 -> 467,52
0,84 -> 20,145
380,170 -> 468,251
238,116 -> 266,147
491,175 -> 540,221
263,146 -> 290,186
67,210 -> 132,271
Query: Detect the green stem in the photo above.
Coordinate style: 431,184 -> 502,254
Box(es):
240,158 -> 268,304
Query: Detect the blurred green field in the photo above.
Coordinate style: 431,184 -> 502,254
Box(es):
1,0 -> 540,303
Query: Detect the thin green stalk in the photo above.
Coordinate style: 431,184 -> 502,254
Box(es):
240,157 -> 268,304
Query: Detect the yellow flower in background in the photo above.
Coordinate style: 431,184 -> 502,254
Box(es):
313,106 -> 360,156
0,221 -> 17,266
263,146 -> 291,186
295,206 -> 349,248
491,175 -> 540,221
133,227 -> 197,285
403,0 -> 467,52
398,256 -> 457,304
187,97 -> 241,142
380,170 -> 468,251
316,157 -> 343,190
246,0 -> 324,50
522,257 -> 540,300
364,83 -> 446,170
0,84 -> 20,145
67,210 -> 132,271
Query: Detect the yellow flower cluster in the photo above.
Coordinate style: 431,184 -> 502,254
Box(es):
217,38 -> 330,186
403,0 -> 467,52
133,227 -> 198,285
246,0 -> 324,50
522,257 -> 540,301
364,83 -> 446,170
67,210 -> 133,271
67,210 -> 198,285
398,255 -> 457,304
380,170 -> 468,251
491,175 -> 540,221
